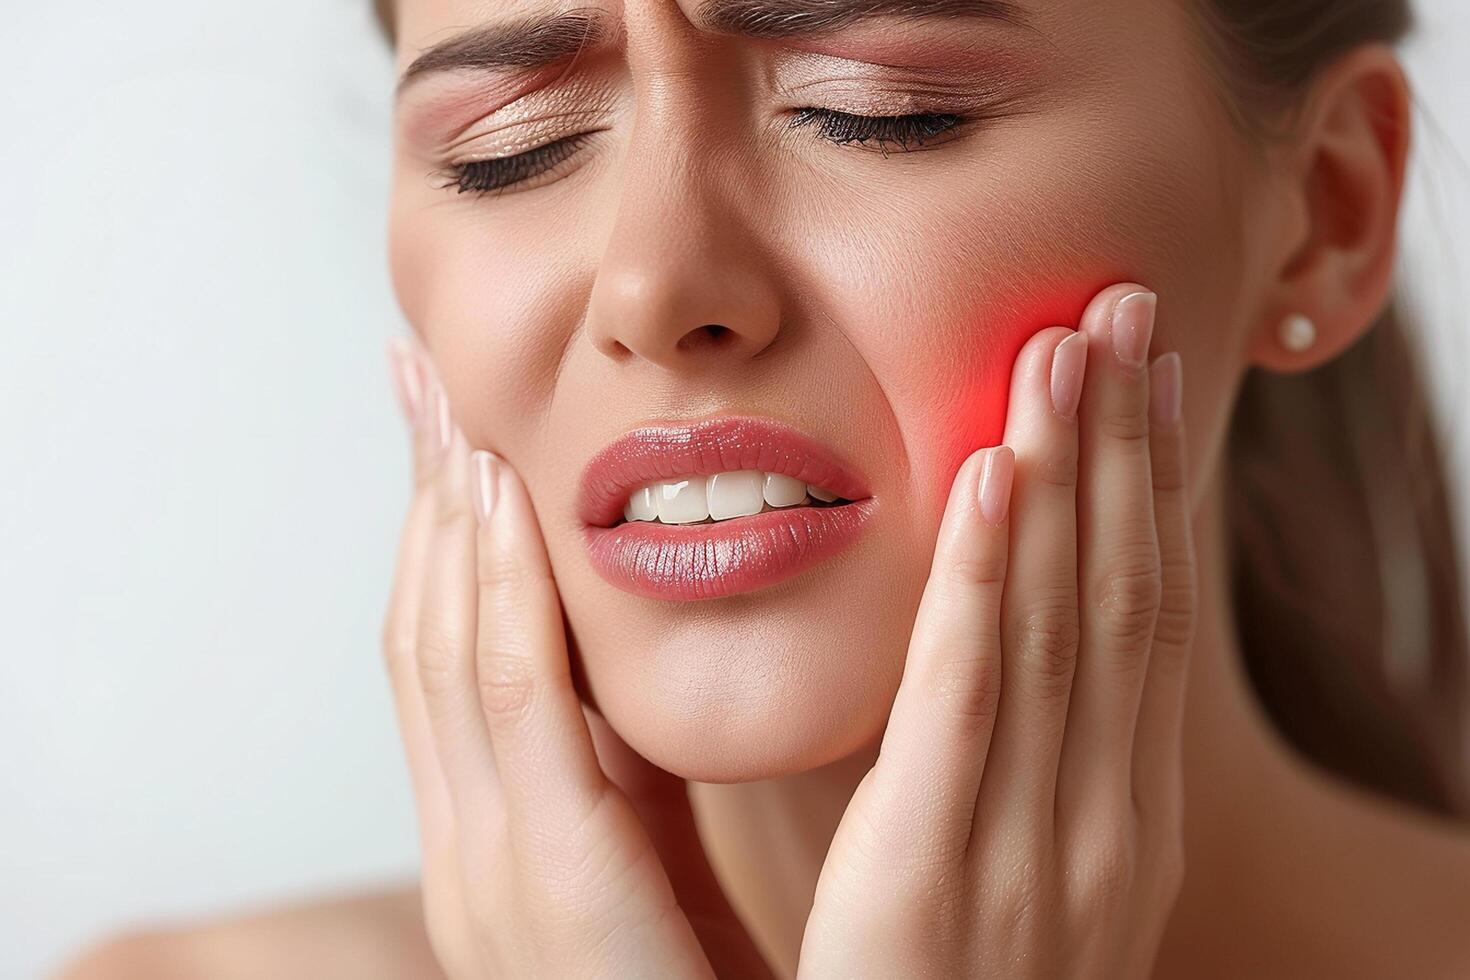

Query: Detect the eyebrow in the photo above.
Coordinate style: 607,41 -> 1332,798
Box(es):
397,0 -> 1027,95
397,8 -> 616,95
695,0 -> 1026,38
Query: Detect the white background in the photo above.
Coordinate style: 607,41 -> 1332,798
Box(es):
1,2 -> 1466,977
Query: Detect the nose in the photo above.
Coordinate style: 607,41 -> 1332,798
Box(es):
583,134 -> 783,374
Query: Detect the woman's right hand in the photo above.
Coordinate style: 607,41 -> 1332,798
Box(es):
379,339 -> 772,980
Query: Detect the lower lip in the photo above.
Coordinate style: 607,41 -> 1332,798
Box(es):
582,500 -> 877,601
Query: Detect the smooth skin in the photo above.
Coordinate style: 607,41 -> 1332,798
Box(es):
54,0 -> 1470,976
379,281 -> 1195,978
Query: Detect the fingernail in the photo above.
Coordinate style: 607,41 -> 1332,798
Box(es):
1112,291 -> 1157,369
1149,352 -> 1183,430
427,385 -> 452,452
386,338 -> 423,427
1050,331 -> 1089,420
413,374 -> 433,433
470,450 -> 500,524
977,446 -> 1016,527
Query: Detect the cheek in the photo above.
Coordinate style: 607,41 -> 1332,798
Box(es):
388,181 -> 592,443
773,122 -> 1225,502
770,208 -> 1118,509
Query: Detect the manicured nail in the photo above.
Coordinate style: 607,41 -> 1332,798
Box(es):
1149,352 -> 1183,430
420,383 -> 451,451
413,375 -> 432,433
470,450 -> 500,524
1112,291 -> 1157,369
1050,331 -> 1089,420
977,446 -> 1016,527
386,338 -> 423,427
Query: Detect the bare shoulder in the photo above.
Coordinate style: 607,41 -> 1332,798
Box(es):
1338,788 -> 1470,978
52,884 -> 444,980
1154,774 -> 1470,980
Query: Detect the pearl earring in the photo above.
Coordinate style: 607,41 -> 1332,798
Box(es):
1279,313 -> 1317,353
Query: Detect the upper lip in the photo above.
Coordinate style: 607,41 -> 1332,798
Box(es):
578,415 -> 873,529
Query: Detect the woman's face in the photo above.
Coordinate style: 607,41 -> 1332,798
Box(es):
388,0 -> 1272,781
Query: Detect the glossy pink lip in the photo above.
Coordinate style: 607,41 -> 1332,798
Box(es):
579,416 -> 876,601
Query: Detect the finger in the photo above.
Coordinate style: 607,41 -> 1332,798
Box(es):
864,444 -> 1013,852
470,452 -> 626,866
584,710 -> 726,914
1056,285 -> 1164,824
386,336 -> 427,438
583,710 -> 771,977
1131,352 -> 1198,828
972,326 -> 1086,843
381,339 -> 455,854
413,382 -> 505,830
584,710 -> 704,892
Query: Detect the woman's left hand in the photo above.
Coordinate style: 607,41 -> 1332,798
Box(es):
797,282 -> 1199,979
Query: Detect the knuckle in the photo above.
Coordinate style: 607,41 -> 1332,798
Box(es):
1152,574 -> 1199,650
431,485 -> 470,530
1099,407 -> 1152,446
1092,564 -> 1162,645
1011,609 -> 1081,698
411,452 -> 441,492
1159,542 -> 1198,588
946,551 -> 1008,589
477,651 -> 537,719
1068,825 -> 1136,912
381,612 -> 414,673
1032,448 -> 1080,490
1150,446 -> 1187,493
478,547 -> 552,596
415,617 -> 466,693
930,652 -> 1003,720
478,548 -> 524,591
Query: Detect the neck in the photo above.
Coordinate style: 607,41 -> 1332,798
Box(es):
1174,447 -> 1306,849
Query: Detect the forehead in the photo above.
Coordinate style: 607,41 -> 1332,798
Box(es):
391,0 -> 1052,44
389,0 -> 1202,112
390,0 -> 1092,78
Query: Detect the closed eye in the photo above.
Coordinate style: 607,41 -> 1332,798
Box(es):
788,107 -> 966,153
433,109 -> 970,198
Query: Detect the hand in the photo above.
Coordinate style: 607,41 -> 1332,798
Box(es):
380,340 -> 773,980
797,283 -> 1198,978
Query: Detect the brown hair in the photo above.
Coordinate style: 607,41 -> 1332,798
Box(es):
1201,0 -> 1470,818
370,1 -> 1470,819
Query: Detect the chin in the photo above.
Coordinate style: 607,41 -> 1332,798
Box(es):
564,541 -> 921,784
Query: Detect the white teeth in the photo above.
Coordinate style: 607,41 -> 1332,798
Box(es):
763,473 -> 808,508
708,470 -> 765,521
624,485 -> 657,523
621,471 -> 848,524
655,476 -> 709,525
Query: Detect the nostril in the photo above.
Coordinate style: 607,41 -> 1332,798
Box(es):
676,323 -> 733,352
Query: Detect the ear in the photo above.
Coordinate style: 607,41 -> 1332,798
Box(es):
1247,43 -> 1412,374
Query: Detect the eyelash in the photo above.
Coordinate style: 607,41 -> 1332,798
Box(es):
434,108 -> 968,199
790,107 -> 965,152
